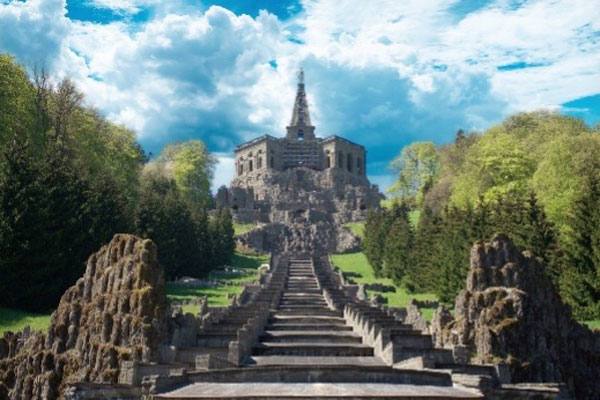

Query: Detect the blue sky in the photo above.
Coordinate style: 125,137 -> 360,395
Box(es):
1,0 -> 599,192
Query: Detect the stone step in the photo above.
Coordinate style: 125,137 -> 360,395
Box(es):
279,302 -> 329,308
394,349 -> 454,365
277,303 -> 330,309
261,330 -> 363,343
252,342 -> 374,357
267,323 -> 352,331
393,334 -> 433,350
248,356 -> 386,367
188,365 -> 453,385
275,309 -> 342,317
155,383 -> 483,399
270,315 -> 346,324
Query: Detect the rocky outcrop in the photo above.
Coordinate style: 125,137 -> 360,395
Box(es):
0,234 -> 167,400
236,221 -> 360,255
433,234 -> 600,400
223,167 -> 381,226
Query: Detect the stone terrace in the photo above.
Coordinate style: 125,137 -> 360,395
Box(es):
150,257 -> 506,400
65,253 -> 569,399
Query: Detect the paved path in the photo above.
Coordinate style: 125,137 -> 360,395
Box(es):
160,382 -> 483,399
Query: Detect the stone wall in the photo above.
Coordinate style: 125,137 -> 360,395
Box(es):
0,234 -> 167,400
236,221 -> 360,255
432,234 -> 600,400
222,167 -> 380,225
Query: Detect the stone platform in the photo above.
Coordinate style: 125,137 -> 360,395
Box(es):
64,253 -> 568,399
157,382 -> 482,399
153,257 -> 491,400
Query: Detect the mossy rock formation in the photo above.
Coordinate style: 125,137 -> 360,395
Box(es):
0,234 -> 167,400
433,234 -> 600,400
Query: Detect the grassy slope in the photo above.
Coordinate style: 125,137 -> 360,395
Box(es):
233,222 -> 259,236
331,252 -> 437,320
166,252 -> 269,312
0,307 -> 52,335
0,252 -> 269,334
583,320 -> 600,330
344,222 -> 365,240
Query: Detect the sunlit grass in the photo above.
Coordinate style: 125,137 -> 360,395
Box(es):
0,307 -> 52,335
583,320 -> 600,330
233,222 -> 259,236
344,222 -> 365,240
167,251 -> 269,309
331,251 -> 437,320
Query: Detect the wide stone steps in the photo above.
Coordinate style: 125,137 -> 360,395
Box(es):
260,330 -> 363,343
253,342 -> 374,357
154,256 -> 489,400
248,355 -> 386,366
267,323 -> 354,331
156,382 -> 483,399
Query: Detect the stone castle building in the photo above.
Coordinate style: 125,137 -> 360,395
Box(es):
217,70 -> 381,252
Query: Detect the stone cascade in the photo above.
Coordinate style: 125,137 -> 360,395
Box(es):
249,258 -> 376,363
52,250 -> 571,400
117,256 -> 289,392
153,257 -> 485,400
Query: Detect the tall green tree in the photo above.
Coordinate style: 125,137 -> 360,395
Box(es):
212,207 -> 235,267
134,171 -> 203,280
382,204 -> 414,286
388,142 -> 440,204
160,140 -> 217,209
0,54 -> 35,146
558,175 -> 600,320
363,209 -> 391,277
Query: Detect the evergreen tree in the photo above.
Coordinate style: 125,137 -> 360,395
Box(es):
522,192 -> 559,276
0,141 -> 99,310
409,205 -> 443,292
363,209 -> 389,277
559,175 -> 600,320
382,207 -> 414,287
135,174 -> 202,280
432,206 -> 483,303
212,207 -> 235,267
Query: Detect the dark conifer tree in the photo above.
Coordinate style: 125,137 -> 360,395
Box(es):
409,205 -> 443,292
213,207 -> 235,267
382,204 -> 414,285
135,175 -> 201,280
559,175 -> 600,320
363,209 -> 390,277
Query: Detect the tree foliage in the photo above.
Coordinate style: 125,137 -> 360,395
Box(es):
0,53 -> 232,311
160,140 -> 217,209
388,142 -> 440,203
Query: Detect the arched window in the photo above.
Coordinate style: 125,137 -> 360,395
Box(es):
249,159 -> 253,172
257,157 -> 262,169
347,153 -> 353,172
270,156 -> 275,168
325,150 -> 331,168
238,163 -> 244,175
338,151 -> 343,168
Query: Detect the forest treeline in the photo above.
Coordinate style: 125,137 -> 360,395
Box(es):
0,54 -> 234,312
365,112 -> 600,321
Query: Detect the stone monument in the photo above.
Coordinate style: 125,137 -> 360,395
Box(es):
216,70 -> 382,254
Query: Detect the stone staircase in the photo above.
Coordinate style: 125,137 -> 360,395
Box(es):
250,258 -> 377,364
154,256 -> 486,399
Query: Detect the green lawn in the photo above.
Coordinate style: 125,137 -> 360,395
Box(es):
167,251 -> 270,313
331,252 -> 437,320
230,252 -> 269,269
233,222 -> 259,236
344,222 -> 365,240
583,320 -> 600,330
0,307 -> 52,335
